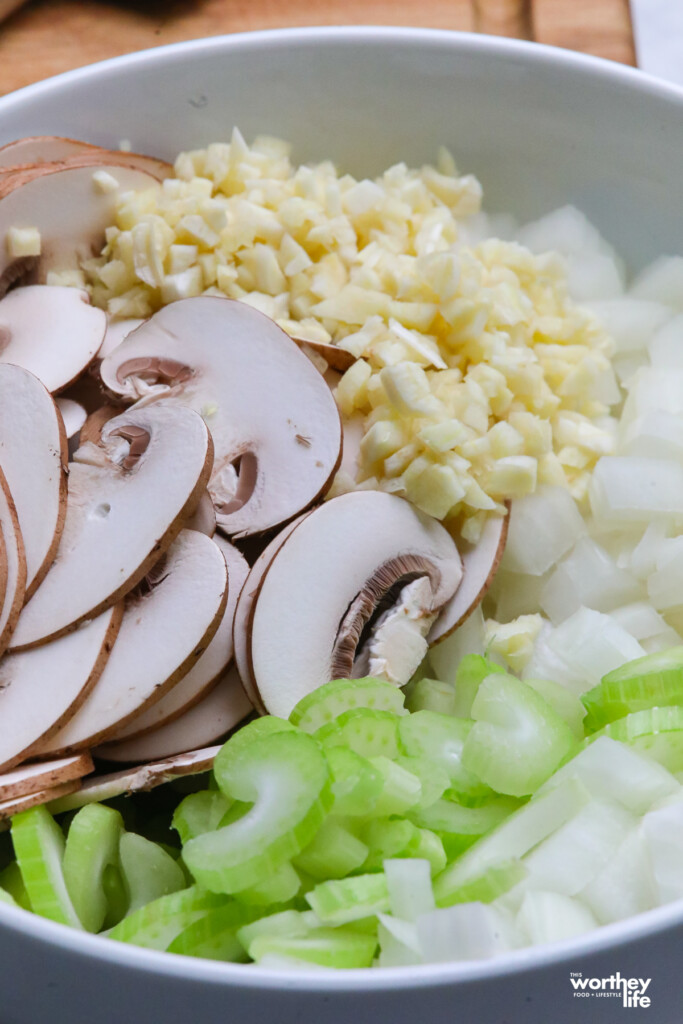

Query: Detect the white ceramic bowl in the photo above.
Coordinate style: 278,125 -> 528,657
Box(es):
1,27 -> 683,1024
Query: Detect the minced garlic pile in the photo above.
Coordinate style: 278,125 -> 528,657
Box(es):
83,129 -> 619,541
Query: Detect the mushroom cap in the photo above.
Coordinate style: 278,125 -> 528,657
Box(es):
429,511 -> 509,645
0,753 -> 94,802
100,297 -> 343,537
0,364 -> 68,600
0,604 -> 122,771
0,136 -> 102,168
186,491 -> 217,537
10,403 -> 213,649
106,536 -> 249,743
98,317 -> 145,361
293,338 -> 355,372
0,781 -> 82,822
56,398 -> 88,441
0,465 -> 26,656
95,665 -> 251,763
0,286 -> 107,393
249,491 -> 463,718
40,529 -> 229,754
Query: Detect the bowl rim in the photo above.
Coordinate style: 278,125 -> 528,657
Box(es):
1,23 -> 683,990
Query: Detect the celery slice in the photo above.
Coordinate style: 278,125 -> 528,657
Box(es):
395,756 -> 450,809
326,747 -> 383,817
361,818 -> 421,870
10,806 -> 82,928
290,677 -> 406,732
184,731 -> 331,893
119,832 -> 186,914
587,706 -> 683,772
166,901 -> 257,960
412,829 -> 447,875
237,909 -> 309,956
249,928 -> 377,968
411,796 -> 518,839
0,861 -> 31,911
0,886 -> 18,907
107,886 -> 227,949
406,678 -> 456,716
63,804 -> 123,932
435,859 -> 527,908
369,756 -> 422,816
524,678 -> 587,740
306,874 -> 390,925
583,647 -> 683,730
294,820 -> 368,880
212,716 -> 295,781
463,673 -> 578,796
316,709 -> 401,759
453,655 -> 505,718
233,860 -> 301,905
172,791 -> 231,844
397,711 -> 493,803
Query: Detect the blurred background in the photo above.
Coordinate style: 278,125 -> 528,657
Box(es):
0,0 -> 642,95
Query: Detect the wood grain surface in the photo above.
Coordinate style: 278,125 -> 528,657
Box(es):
0,0 -> 634,97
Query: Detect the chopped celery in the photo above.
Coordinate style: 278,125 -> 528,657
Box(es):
394,756 -> 450,809
167,901 -> 257,960
237,910 -> 309,956
411,796 -> 518,840
107,886 -> 227,949
524,678 -> 587,740
290,677 -> 406,732
233,861 -> 301,905
212,716 -> 295,779
250,927 -> 377,968
0,886 -> 18,908
412,829 -> 447,875
361,818 -> 421,870
0,861 -> 31,911
119,832 -> 186,914
184,731 -> 331,893
325,746 -> 383,817
11,806 -> 82,928
406,678 -> 456,716
306,874 -> 390,925
294,820 -> 368,880
434,859 -> 527,909
463,673 -> 578,796
63,804 -> 123,932
398,711 -> 493,803
454,655 -> 505,717
583,647 -> 683,730
586,706 -> 683,772
172,791 -> 231,844
369,756 -> 422,816
316,709 -> 401,759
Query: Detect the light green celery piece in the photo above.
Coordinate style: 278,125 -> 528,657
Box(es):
435,858 -> 527,908
10,806 -> 82,928
586,706 -> 683,772
524,678 -> 587,740
395,756 -> 450,809
102,863 -> 128,930
213,716 -> 296,783
453,655 -> 506,718
306,874 -> 390,925
583,648 -> 683,731
316,709 -> 401,759
184,731 -> 331,894
463,673 -> 578,797
290,677 -> 406,732
369,756 -> 422,816
294,820 -> 368,880
63,804 -> 124,933
406,678 -> 456,716
166,901 -> 258,960
172,791 -> 232,845
326,746 -> 383,817
119,832 -> 186,914
0,861 -> 31,911
233,860 -> 301,906
107,886 -> 227,949
433,776 -> 589,899
412,829 -> 447,875
237,909 -> 309,957
0,886 -> 18,907
361,818 -> 421,871
398,711 -> 493,803
250,928 -> 377,968
411,797 -> 518,838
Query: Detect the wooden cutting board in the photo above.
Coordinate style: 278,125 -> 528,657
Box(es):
0,0 -> 635,97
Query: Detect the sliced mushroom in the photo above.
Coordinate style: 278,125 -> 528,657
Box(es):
186,491 -> 216,537
0,286 -> 106,393
0,604 -> 122,772
233,513 -> 311,706
104,536 -> 248,744
0,150 -> 170,200
9,403 -> 213,650
100,297 -> 343,538
0,136 -> 102,168
0,365 -> 68,600
95,665 -> 251,763
39,530 -> 228,755
429,511 -> 509,645
0,466 -> 26,656
98,317 -> 145,361
0,781 -> 82,822
294,338 -> 355,372
248,491 -> 463,717
78,404 -> 120,447
56,397 -> 87,443
0,753 -> 94,802
47,747 -> 221,814
0,522 -> 6,613
0,163 -> 160,294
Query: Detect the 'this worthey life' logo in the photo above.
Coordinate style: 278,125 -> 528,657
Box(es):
570,972 -> 652,1008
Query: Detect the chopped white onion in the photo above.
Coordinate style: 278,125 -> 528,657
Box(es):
502,485 -> 585,576
384,859 -> 435,922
